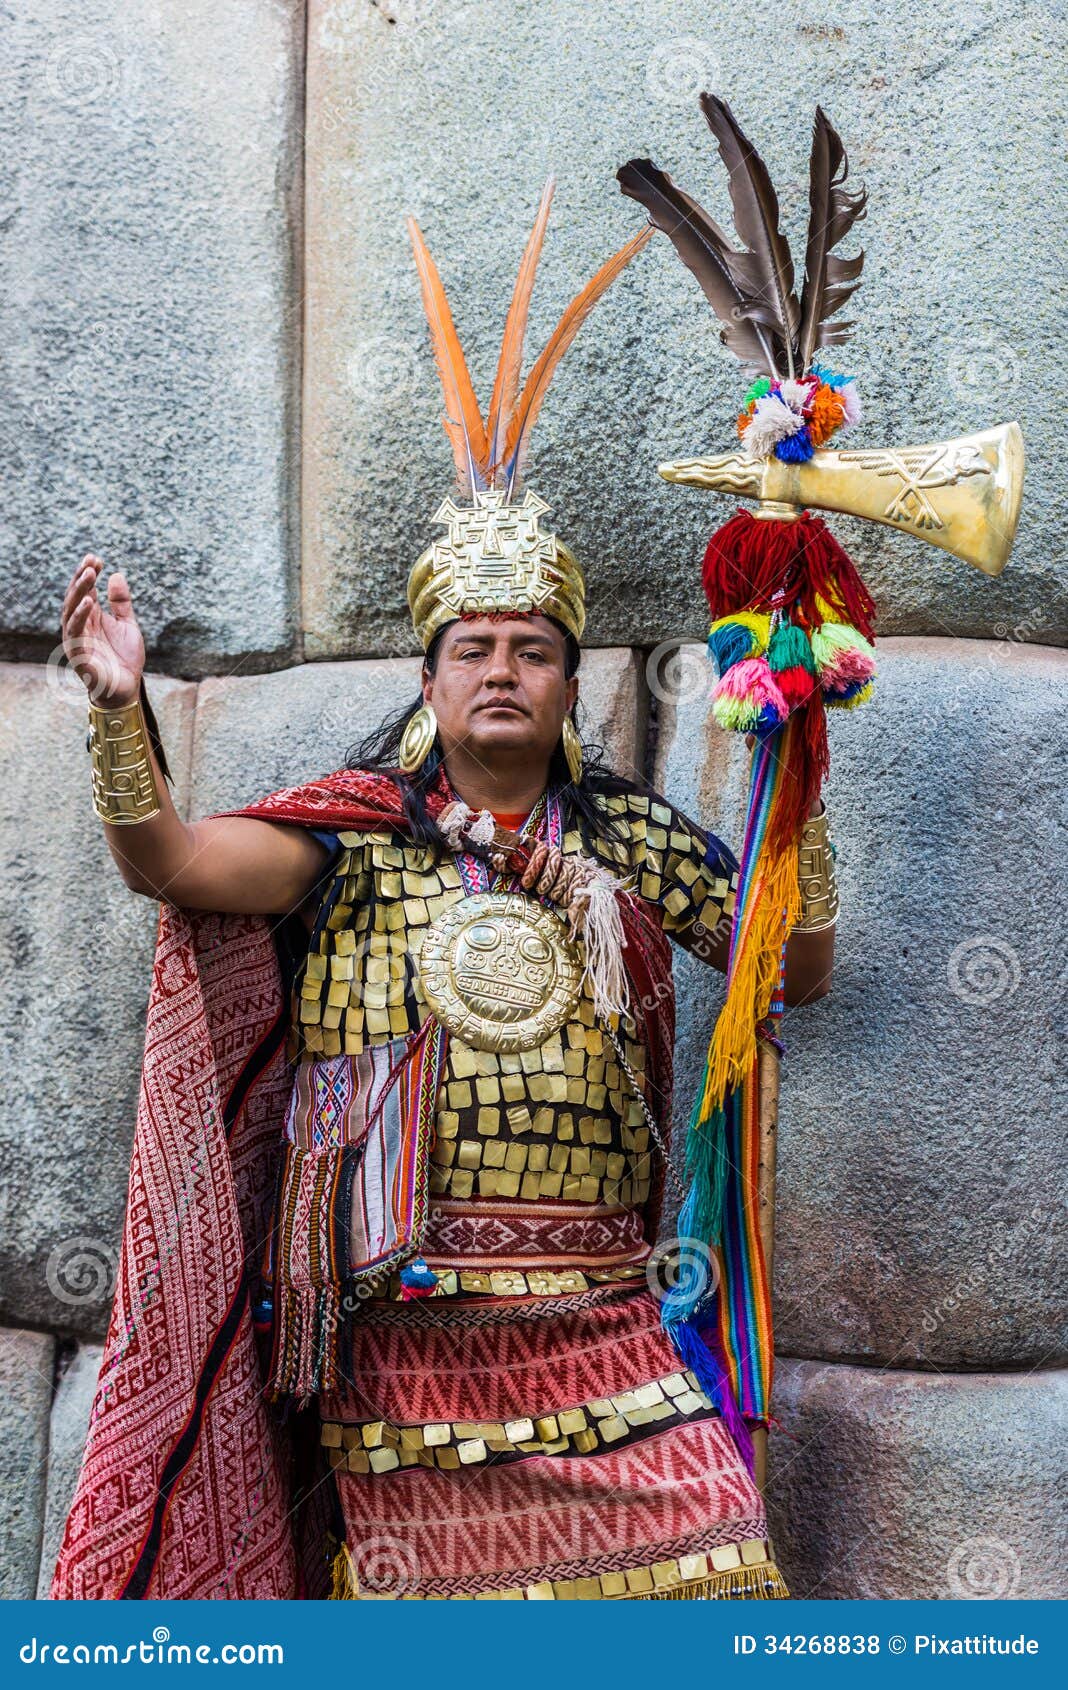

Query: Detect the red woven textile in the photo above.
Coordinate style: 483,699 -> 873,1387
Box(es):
49,770 -> 676,1599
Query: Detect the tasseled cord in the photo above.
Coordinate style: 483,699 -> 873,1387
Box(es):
568,867 -> 630,1023
330,1538 -> 360,1599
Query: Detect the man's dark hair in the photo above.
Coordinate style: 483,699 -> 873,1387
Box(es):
345,620 -> 646,850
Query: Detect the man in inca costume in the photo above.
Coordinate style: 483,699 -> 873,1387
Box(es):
51,165 -> 844,1600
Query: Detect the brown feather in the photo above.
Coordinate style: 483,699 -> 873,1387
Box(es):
486,178 -> 555,482
617,158 -> 779,379
699,94 -> 801,379
407,216 -> 489,492
798,107 -> 867,373
503,224 -> 653,494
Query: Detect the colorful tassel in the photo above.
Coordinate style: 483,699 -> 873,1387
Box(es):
707,610 -> 771,675
773,423 -> 814,462
399,1256 -> 439,1300
711,657 -> 788,733
702,510 -> 877,641
810,620 -> 877,679
766,619 -> 816,675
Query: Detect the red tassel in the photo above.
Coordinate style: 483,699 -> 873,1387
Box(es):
773,665 -> 819,712
766,693 -> 829,858
702,510 -> 877,642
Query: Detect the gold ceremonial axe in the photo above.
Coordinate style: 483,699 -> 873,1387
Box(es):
660,422 -> 1025,572
660,420 -> 1023,1498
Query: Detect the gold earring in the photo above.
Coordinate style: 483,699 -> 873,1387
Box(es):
561,716 -> 583,784
398,704 -> 438,774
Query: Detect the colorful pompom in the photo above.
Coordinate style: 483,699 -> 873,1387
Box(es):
779,376 -> 817,412
809,620 -> 876,680
775,665 -> 820,710
741,394 -> 806,460
711,656 -> 789,733
819,644 -> 877,688
837,379 -> 862,430
825,676 -> 875,710
707,611 -> 772,676
767,620 -> 817,675
774,425 -> 814,463
807,384 -> 847,446
399,1256 -> 439,1300
735,364 -> 859,461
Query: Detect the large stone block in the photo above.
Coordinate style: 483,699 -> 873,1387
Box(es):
0,0 -> 305,675
301,0 -> 1062,657
0,1327 -> 55,1599
36,1341 -> 104,1599
0,664 -> 196,1338
188,648 -> 643,816
656,637 -> 1066,1368
769,1359 -> 1068,1600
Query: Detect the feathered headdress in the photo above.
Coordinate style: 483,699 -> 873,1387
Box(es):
406,183 -> 651,648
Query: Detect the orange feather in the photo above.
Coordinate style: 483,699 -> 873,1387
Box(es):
485,178 -> 555,483
407,216 -> 489,492
503,224 -> 653,495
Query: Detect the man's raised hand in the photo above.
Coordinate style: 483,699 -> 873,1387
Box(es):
61,553 -> 145,706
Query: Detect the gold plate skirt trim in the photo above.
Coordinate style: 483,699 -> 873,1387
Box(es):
321,1367 -> 712,1472
329,1538 -> 788,1601
369,1263 -> 646,1302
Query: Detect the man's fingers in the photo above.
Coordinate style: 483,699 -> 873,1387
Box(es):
61,557 -> 100,623
106,571 -> 135,619
65,590 -> 97,635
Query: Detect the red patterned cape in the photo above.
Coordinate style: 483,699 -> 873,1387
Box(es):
50,769 -> 673,1600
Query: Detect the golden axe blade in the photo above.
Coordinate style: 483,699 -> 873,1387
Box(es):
659,422 -> 1024,577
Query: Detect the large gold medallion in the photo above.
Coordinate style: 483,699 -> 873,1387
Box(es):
417,891 -> 582,1054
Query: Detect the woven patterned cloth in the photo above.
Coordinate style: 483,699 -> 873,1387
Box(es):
49,769 -> 784,1600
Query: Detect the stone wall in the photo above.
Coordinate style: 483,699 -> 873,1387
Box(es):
0,0 -> 1063,1601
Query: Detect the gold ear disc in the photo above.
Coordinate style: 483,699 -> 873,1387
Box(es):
398,705 -> 438,774
561,717 -> 583,784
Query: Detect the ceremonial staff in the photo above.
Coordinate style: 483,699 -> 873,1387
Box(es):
619,97 -> 1024,1490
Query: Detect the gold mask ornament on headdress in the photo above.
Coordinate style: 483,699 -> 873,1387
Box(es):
405,180 -> 651,650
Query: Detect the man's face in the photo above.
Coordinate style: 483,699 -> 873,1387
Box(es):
424,616 -> 578,769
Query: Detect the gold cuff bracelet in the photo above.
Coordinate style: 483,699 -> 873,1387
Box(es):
86,695 -> 161,825
794,802 -> 839,932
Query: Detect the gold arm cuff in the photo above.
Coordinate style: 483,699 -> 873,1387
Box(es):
794,802 -> 839,932
87,696 -> 162,825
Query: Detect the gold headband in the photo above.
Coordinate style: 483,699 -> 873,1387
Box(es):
407,489 -> 585,650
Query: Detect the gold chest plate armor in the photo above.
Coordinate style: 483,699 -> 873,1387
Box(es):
417,890 -> 582,1054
